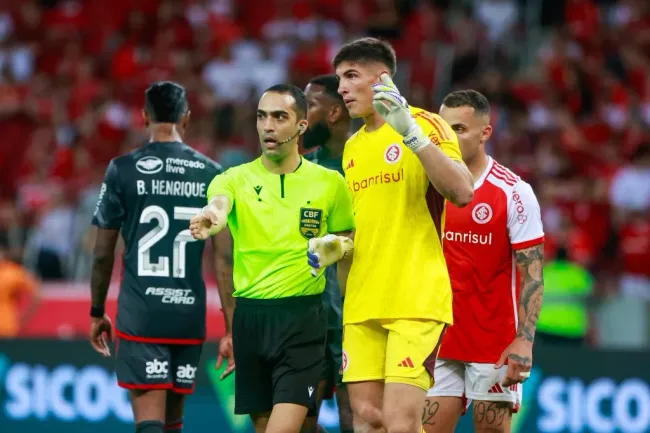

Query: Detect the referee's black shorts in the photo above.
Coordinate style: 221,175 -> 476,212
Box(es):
232,294 -> 326,416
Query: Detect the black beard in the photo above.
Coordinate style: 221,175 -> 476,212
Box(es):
302,121 -> 331,150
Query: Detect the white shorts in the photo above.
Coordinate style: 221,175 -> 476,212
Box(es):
426,358 -> 522,413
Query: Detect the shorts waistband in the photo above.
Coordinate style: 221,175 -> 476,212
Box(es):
236,294 -> 321,307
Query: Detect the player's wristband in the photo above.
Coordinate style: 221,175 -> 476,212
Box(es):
90,305 -> 105,318
402,124 -> 430,153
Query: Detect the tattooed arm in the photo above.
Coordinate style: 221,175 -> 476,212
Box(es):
497,242 -> 545,386
515,244 -> 545,343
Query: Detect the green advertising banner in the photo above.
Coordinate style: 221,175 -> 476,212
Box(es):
1,339 -> 649,433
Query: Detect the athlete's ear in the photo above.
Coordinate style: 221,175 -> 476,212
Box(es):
298,120 -> 308,135
481,124 -> 493,145
376,69 -> 390,84
142,109 -> 150,129
181,110 -> 191,131
328,104 -> 342,124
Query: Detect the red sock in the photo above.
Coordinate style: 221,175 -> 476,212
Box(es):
164,421 -> 183,433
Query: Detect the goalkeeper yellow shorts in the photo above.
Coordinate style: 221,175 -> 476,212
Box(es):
341,319 -> 447,391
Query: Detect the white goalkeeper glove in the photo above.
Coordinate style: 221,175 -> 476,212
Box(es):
307,234 -> 354,277
372,73 -> 430,153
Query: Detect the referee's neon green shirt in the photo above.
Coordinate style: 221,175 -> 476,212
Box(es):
207,157 -> 355,299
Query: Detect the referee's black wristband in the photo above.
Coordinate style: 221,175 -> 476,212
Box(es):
90,306 -> 105,318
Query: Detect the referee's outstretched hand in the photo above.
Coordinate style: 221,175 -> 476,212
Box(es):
216,333 -> 235,380
190,207 -> 218,240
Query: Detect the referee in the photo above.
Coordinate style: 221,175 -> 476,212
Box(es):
190,84 -> 355,433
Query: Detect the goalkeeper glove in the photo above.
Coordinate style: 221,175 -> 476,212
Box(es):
307,234 -> 354,277
372,73 -> 430,153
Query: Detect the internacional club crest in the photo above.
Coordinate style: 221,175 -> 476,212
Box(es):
472,203 -> 493,224
384,144 -> 402,164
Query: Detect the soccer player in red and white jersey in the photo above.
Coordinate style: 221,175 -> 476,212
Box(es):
424,90 -> 545,433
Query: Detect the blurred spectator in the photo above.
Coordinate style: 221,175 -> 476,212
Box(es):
617,211 -> 650,299
0,243 -> 39,338
203,45 -> 253,104
0,200 -> 27,263
448,6 -> 483,86
477,0 -> 518,44
609,145 -> 650,218
25,188 -> 76,280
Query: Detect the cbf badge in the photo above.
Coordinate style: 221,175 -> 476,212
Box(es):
299,208 -> 323,239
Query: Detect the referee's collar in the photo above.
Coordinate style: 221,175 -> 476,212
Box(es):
294,156 -> 304,172
259,156 -> 304,175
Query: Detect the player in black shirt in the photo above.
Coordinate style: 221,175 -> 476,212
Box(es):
89,81 -> 234,433
303,75 -> 354,433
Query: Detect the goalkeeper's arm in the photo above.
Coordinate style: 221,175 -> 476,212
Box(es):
334,231 -> 354,297
399,121 -> 474,207
415,145 -> 474,207
371,73 -> 474,207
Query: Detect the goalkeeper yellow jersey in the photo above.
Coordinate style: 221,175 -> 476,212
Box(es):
342,106 -> 463,325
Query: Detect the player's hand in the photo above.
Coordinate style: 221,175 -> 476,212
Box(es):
189,206 -> 218,240
216,333 -> 235,380
495,337 -> 533,387
307,234 -> 354,277
371,73 -> 430,153
89,314 -> 114,357
372,73 -> 413,136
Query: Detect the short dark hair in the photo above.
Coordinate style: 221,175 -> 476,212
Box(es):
309,74 -> 344,105
264,84 -> 308,119
333,37 -> 397,76
144,81 -> 189,123
442,90 -> 490,116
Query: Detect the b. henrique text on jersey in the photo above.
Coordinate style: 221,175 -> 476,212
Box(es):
136,179 -> 207,198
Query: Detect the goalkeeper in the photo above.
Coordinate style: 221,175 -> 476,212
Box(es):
308,38 -> 474,433
189,84 -> 355,433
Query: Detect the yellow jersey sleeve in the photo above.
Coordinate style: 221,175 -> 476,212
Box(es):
411,108 -> 463,162
328,171 -> 355,233
207,168 -> 237,204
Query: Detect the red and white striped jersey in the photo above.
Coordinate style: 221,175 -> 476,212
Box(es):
439,157 -> 544,363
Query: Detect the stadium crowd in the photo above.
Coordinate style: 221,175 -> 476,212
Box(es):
0,0 -> 649,347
